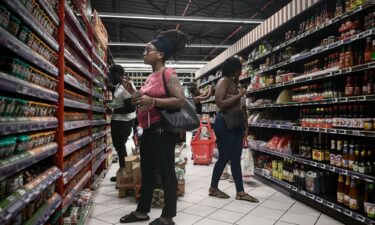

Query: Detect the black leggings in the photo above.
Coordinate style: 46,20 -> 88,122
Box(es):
136,124 -> 178,218
110,120 -> 134,168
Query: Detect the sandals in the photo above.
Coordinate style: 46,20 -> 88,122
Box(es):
149,218 -> 175,225
120,211 -> 150,223
209,188 -> 230,199
236,193 -> 259,203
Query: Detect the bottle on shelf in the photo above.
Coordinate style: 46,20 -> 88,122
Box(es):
342,140 -> 349,168
344,175 -> 351,207
337,174 -> 345,204
336,139 -> 343,168
330,137 -> 337,166
365,182 -> 375,219
348,140 -> 356,170
365,37 -> 372,63
358,144 -> 368,174
349,177 -> 361,212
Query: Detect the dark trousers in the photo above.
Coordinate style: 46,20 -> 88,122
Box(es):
136,124 -> 178,218
211,112 -> 244,192
110,119 -> 134,168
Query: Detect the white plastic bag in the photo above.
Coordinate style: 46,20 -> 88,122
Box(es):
241,148 -> 254,177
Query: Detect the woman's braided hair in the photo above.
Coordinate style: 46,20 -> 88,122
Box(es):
156,29 -> 190,60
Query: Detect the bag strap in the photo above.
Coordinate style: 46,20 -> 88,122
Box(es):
161,68 -> 170,97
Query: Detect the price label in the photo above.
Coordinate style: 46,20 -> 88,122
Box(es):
316,197 -> 323,203
342,170 -> 348,175
356,215 -> 365,222
292,187 -> 298,191
311,162 -> 317,167
344,209 -> 352,216
327,202 -> 334,208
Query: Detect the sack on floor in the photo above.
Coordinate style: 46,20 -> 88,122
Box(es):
241,148 -> 254,177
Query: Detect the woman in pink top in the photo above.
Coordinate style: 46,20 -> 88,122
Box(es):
120,30 -> 189,225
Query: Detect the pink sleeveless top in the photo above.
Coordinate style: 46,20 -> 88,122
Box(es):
138,68 -> 175,129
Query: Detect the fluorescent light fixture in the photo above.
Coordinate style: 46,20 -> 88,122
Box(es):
109,42 -> 230,48
98,13 -> 263,25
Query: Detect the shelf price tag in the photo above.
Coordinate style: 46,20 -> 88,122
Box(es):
344,209 -> 352,216
316,197 -> 323,203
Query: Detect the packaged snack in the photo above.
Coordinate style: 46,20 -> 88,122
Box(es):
0,4 -> 10,29
26,32 -> 35,49
8,15 -> 21,36
16,135 -> 30,153
18,26 -> 31,44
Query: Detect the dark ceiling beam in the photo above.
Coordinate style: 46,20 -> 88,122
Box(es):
186,1 -> 220,16
145,0 -> 167,15
236,0 -> 269,17
212,0 -> 226,17
121,26 -> 147,43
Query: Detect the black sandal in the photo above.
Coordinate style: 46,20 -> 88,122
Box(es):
236,193 -> 259,203
149,218 -> 175,225
208,188 -> 230,199
120,211 -> 150,223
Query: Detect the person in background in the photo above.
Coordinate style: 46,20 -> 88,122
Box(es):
187,82 -> 213,115
109,65 -> 136,182
120,29 -> 189,225
208,57 -> 258,203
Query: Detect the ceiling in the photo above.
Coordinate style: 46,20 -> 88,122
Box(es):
90,0 -> 292,64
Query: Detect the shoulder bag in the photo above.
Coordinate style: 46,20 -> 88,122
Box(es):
159,70 -> 200,133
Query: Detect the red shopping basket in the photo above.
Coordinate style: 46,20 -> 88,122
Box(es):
191,118 -> 216,165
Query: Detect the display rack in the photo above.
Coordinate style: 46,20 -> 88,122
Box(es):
196,0 -> 375,224
0,0 -> 111,224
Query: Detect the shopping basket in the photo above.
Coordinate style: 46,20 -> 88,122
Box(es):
190,118 -> 216,165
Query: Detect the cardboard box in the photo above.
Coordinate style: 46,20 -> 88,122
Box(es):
117,169 -> 133,189
132,162 -> 142,185
177,179 -> 185,196
125,155 -> 139,173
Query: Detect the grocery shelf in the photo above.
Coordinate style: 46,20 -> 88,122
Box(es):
0,72 -> 59,102
65,49 -> 94,80
37,0 -> 60,26
0,142 -> 58,181
92,131 -> 106,141
248,123 -> 375,137
92,144 -> 107,159
93,78 -> 104,88
252,28 -> 375,75
0,167 -> 62,224
64,75 -> 91,95
244,0 -> 375,67
64,98 -> 91,110
0,27 -> 59,77
254,169 -> 375,225
3,0 -> 59,51
64,3 -> 91,48
93,154 -> 107,175
93,63 -> 107,80
92,120 -> 107,126
93,51 -> 108,71
62,171 -> 92,214
76,192 -> 95,225
64,120 -> 91,131
65,27 -> 91,64
248,94 -> 375,109
92,106 -> 106,113
250,142 -> 375,183
0,117 -> 58,136
92,91 -> 105,100
244,62 -> 375,93
63,153 -> 92,185
198,76 -> 220,88
23,193 -> 62,225
63,136 -> 92,157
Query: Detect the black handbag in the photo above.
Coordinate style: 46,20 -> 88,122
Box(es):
159,70 -> 200,133
222,110 -> 244,130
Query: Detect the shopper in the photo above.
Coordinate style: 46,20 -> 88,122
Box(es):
109,65 -> 136,182
208,57 -> 258,203
120,29 -> 189,225
187,82 -> 213,115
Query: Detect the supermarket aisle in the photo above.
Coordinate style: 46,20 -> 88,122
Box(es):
87,144 -> 343,225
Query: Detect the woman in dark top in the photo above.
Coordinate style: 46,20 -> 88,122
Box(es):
187,82 -> 213,115
209,57 -> 258,203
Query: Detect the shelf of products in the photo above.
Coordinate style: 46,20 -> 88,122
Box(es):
0,166 -> 61,223
0,72 -> 59,102
92,131 -> 106,141
0,26 -> 58,77
92,106 -> 106,113
37,0 -> 59,26
62,171 -> 92,214
93,51 -> 108,71
64,2 -> 91,48
92,91 -> 105,101
65,27 -> 91,64
23,192 -> 62,225
63,153 -> 92,185
93,153 -> 107,175
64,120 -> 91,131
92,144 -> 106,159
64,98 -> 91,111
92,120 -> 107,126
0,142 -> 58,181
198,75 -> 221,88
0,118 -> 58,136
2,0 -> 59,52
64,75 -> 91,96
255,169 -> 374,225
64,49 -> 94,81
248,123 -> 375,137
63,136 -> 92,157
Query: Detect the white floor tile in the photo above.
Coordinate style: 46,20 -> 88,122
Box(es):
249,206 -> 285,220
182,204 -> 217,217
90,203 -> 114,217
274,221 -> 298,225
316,214 -> 344,225
178,193 -> 208,204
194,218 -> 232,225
222,200 -> 257,214
236,214 -> 276,225
94,207 -> 130,224
198,196 -> 232,208
86,218 -> 112,225
261,199 -> 294,211
279,212 -> 319,225
173,212 -> 203,225
287,202 -> 321,217
100,197 -> 137,209
93,194 -> 116,204
207,209 -> 245,224
269,192 -> 296,204
177,200 -> 194,212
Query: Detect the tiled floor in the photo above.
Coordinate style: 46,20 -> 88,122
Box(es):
87,140 -> 344,225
